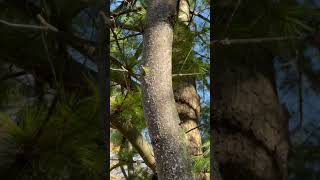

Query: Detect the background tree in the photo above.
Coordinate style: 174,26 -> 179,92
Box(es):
213,0 -> 320,180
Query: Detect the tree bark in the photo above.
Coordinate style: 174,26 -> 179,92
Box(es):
141,0 -> 193,179
173,4 -> 206,178
212,45 -> 289,180
178,0 -> 190,25
174,2 -> 203,158
174,78 -> 207,180
174,78 -> 202,156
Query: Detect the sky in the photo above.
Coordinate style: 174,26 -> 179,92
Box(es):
275,46 -> 320,145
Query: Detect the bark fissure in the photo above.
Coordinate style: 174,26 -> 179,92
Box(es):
175,98 -> 200,120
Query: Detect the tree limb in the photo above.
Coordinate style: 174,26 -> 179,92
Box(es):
110,113 -> 156,172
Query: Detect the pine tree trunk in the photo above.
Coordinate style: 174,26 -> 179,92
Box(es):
174,78 -> 208,180
174,78 -> 202,156
212,45 -> 289,180
174,0 -> 202,158
141,0 -> 193,179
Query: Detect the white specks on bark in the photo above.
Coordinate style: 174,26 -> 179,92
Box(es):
141,0 -> 193,179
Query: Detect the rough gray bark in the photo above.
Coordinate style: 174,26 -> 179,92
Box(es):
212,45 -> 289,180
141,0 -> 193,179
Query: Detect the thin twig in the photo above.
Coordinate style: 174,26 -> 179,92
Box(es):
110,67 -> 204,77
111,67 -> 129,72
194,51 -> 209,59
187,0 -> 197,27
110,161 -> 127,172
172,73 -> 204,77
291,50 -> 304,135
40,30 -> 59,89
36,14 -> 59,32
298,50 -> 304,134
110,158 -> 145,164
0,14 -> 59,32
190,11 -> 209,23
0,19 -> 48,31
213,36 -> 305,45
185,124 -> 205,134
178,46 -> 193,73
222,0 -> 241,37
1,15 -> 102,66
101,10 -> 142,32
113,0 -> 133,13
110,33 -> 142,42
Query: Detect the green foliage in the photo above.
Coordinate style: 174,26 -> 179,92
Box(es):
192,141 -> 210,174
172,22 -> 197,74
140,65 -> 150,76
172,21 -> 209,89
0,79 -> 105,180
110,129 -> 124,148
111,89 -> 145,131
